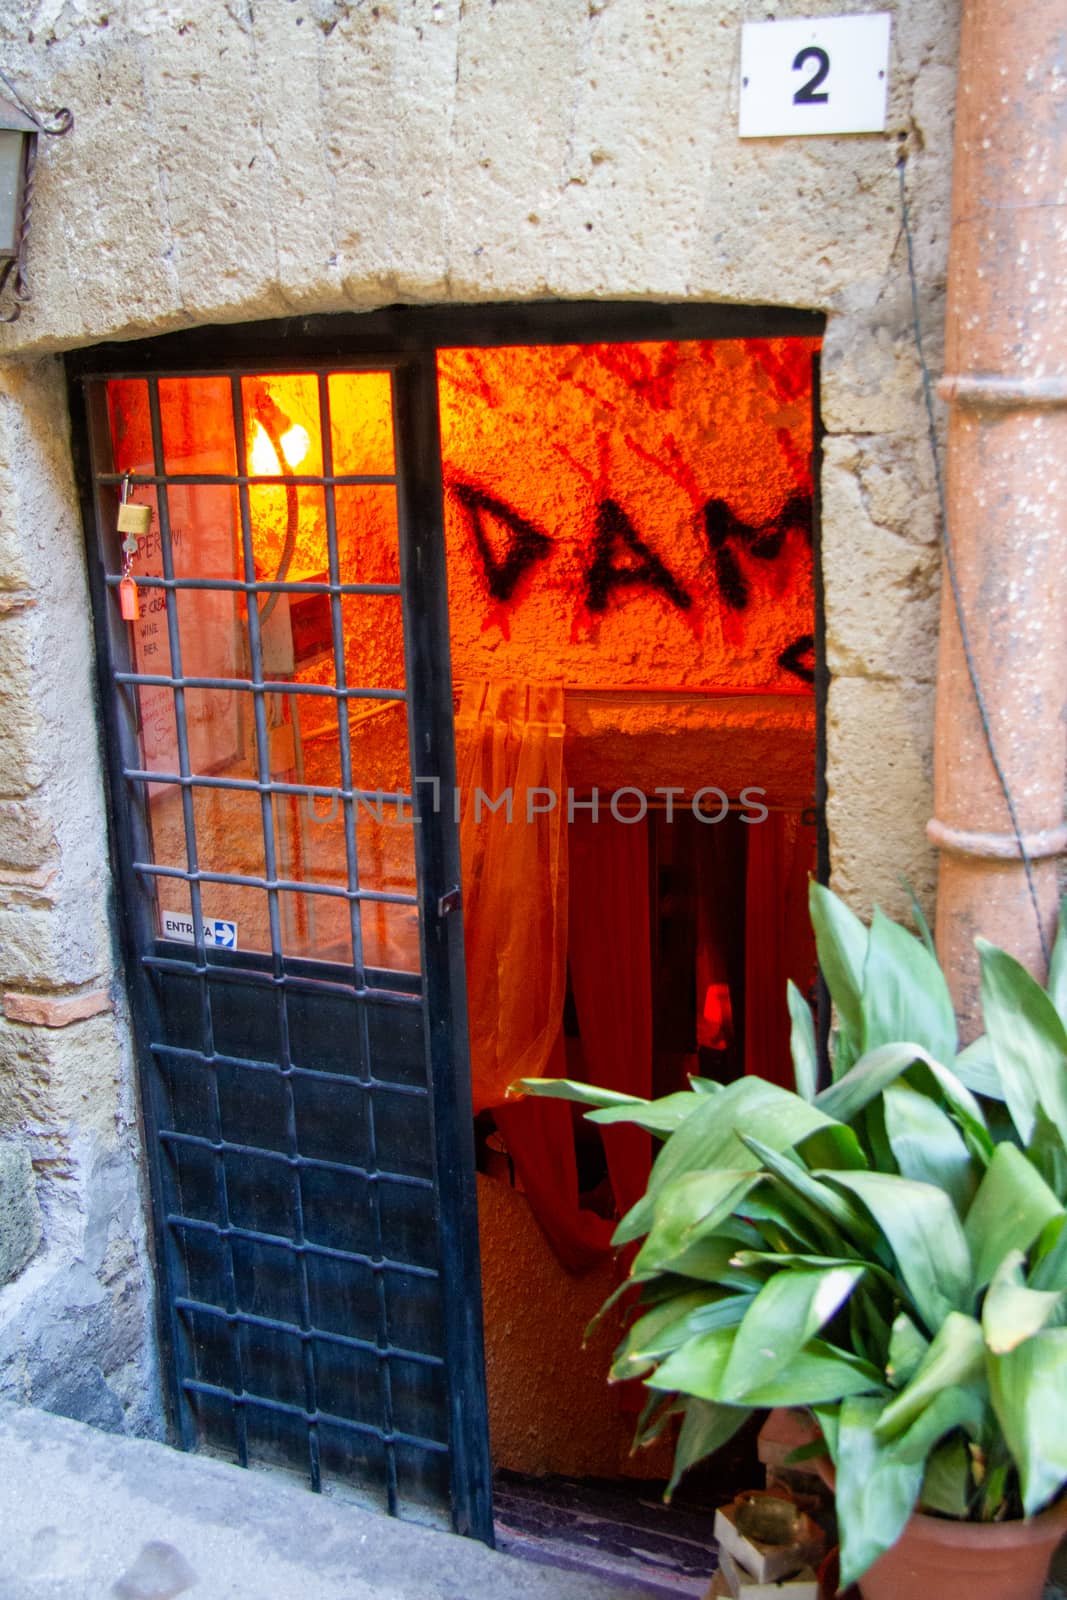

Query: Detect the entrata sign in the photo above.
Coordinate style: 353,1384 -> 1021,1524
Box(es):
161,911 -> 239,949
739,14 -> 892,138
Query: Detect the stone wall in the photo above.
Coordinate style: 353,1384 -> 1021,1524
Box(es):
0,0 -> 958,1434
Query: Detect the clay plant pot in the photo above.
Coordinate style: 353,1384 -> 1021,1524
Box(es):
857,1499 -> 1067,1600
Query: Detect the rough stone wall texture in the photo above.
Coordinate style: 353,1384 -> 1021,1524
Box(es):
0,0 -> 957,1438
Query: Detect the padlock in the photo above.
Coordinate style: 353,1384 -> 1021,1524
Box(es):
119,578 -> 140,621
117,502 -> 153,537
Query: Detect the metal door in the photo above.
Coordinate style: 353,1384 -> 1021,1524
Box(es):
75,356 -> 492,1539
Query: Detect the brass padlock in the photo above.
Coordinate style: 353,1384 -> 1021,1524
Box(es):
117,501 -> 153,537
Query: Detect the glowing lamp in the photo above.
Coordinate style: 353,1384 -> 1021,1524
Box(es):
249,420 -> 310,474
0,75 -> 73,323
702,981 -> 734,1049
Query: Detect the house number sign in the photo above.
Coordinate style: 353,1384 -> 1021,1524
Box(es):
739,14 -> 892,138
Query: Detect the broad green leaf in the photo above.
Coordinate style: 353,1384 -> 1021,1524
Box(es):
964,1143 -> 1064,1290
981,1249 -> 1063,1354
825,1170 -> 972,1331
978,939 -> 1067,1147
1028,1106 -> 1067,1199
734,1251 -> 904,1303
886,1312 -> 929,1389
861,907 -> 957,1064
632,1171 -> 760,1277
632,1390 -> 680,1449
719,1265 -> 865,1401
812,1401 -> 840,1462
666,1400 -> 752,1499
954,1036 -> 1005,1102
1049,895 -> 1067,1031
921,1436 -> 973,1517
893,1382 -> 987,1464
835,1395 -> 924,1589
589,1091 -> 706,1135
649,1327 -> 882,1407
741,1135 -> 882,1257
687,1076 -> 722,1096
882,1081 -> 977,1215
795,1122 -> 869,1172
614,1078 -> 838,1245
612,1290 -> 726,1377
809,881 -> 868,1071
875,1312 -> 984,1440
788,980 -> 818,1103
816,1042 -> 991,1163
988,1328 -> 1067,1516
1031,1216 -> 1067,1291
516,1077 -> 645,1110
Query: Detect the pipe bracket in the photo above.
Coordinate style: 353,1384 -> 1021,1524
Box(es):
927,817 -> 1067,861
939,374 -> 1067,410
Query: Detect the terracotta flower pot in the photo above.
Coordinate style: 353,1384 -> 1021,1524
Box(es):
858,1499 -> 1067,1600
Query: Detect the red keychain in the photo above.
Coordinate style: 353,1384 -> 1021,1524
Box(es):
116,473 -> 152,622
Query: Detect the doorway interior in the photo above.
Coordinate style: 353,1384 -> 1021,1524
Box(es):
69,304 -> 825,1578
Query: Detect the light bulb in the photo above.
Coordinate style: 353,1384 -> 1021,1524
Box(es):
249,421 -> 280,475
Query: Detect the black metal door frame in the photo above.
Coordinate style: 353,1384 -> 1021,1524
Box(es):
68,299 -> 826,1548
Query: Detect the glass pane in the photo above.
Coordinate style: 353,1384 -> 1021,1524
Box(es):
169,483 -> 241,580
248,485 -> 328,590
336,486 -> 401,586
241,373 -> 323,478
107,378 -> 153,474
341,595 -> 406,691
160,377 -> 237,475
328,372 -> 395,476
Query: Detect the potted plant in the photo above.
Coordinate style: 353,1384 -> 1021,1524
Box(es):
520,884 -> 1067,1599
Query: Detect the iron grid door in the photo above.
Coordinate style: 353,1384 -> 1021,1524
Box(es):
78,358 -> 491,1539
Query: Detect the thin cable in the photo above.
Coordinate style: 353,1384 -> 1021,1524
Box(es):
896,156 -> 1050,965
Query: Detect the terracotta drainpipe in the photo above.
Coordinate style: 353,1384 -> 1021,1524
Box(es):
929,0 -> 1067,1035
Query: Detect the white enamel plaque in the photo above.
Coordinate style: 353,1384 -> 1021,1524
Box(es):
739,14 -> 892,138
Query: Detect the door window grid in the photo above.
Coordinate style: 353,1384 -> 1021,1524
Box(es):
90,369 -> 449,1513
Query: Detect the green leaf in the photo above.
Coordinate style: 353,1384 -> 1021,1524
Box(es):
978,939 -> 1067,1147
835,1395 -> 924,1589
886,1312 -> 929,1389
589,1091 -> 707,1135
741,1135 -> 882,1257
816,1042 -> 991,1164
809,882 -> 868,1072
631,1171 -> 760,1277
954,1036 -> 1005,1102
900,877 -> 937,958
614,1078 -> 838,1246
649,1327 -> 882,1407
687,1076 -> 723,1096
921,1436 -> 973,1517
825,1170 -> 973,1332
666,1400 -> 752,1500
718,1266 -> 866,1401
795,1122 -> 869,1173
1049,896 -> 1067,1031
874,1312 -> 985,1441
882,1081 -> 977,1215
981,1249 -> 1063,1354
788,980 -> 818,1103
612,1290 -> 726,1378
861,907 -> 957,1064
892,1382 -> 987,1465
515,1077 -> 646,1110
988,1328 -> 1067,1515
1028,1106 -> 1067,1198
1030,1216 -> 1067,1291
963,1143 -> 1064,1290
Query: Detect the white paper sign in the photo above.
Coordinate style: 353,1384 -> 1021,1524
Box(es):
739,14 -> 891,138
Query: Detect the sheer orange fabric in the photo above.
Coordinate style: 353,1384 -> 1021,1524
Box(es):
456,681 -> 568,1115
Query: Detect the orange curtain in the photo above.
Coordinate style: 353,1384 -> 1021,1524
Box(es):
744,812 -> 817,1086
567,815 -> 653,1218
457,681 -> 569,1114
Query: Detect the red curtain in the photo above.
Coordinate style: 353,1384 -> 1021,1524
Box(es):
567,814 -> 654,1218
744,812 -> 817,1086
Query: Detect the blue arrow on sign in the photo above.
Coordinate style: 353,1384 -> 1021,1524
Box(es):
207,919 -> 237,949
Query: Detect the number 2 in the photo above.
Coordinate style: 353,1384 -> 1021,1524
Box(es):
792,45 -> 830,104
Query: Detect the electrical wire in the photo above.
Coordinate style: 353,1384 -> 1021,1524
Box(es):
896,155 -> 1050,966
